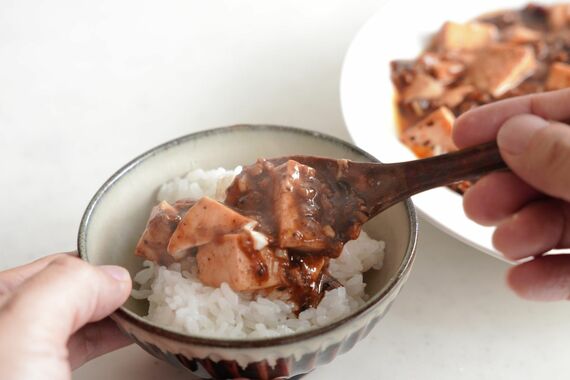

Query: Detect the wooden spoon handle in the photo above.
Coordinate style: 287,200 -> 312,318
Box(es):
268,142 -> 508,218
389,141 -> 507,197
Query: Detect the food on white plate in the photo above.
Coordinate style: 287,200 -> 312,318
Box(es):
391,3 -> 570,193
132,161 -> 385,338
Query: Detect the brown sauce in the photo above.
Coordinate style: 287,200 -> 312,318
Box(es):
225,158 -> 369,311
282,253 -> 328,311
226,158 -> 366,258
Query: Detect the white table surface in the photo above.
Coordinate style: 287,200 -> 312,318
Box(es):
1,1 -> 568,379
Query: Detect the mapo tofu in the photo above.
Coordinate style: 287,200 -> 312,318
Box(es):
391,3 -> 570,193
135,158 -> 373,312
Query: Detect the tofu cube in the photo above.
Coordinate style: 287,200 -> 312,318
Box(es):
467,44 -> 536,97
196,233 -> 282,291
167,196 -> 255,255
135,201 -> 179,264
402,73 -> 445,102
546,62 -> 570,91
401,106 -> 456,158
440,85 -> 475,108
272,160 -> 328,252
436,22 -> 498,51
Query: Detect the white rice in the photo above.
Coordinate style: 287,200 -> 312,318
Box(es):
132,167 -> 385,338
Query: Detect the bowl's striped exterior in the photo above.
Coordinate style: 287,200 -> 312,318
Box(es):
118,313 -> 386,379
111,269 -> 410,380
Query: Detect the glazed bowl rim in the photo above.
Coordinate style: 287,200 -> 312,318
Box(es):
77,124 -> 418,349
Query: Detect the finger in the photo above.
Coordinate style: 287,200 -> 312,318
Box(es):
0,256 -> 131,346
0,252 -> 76,295
453,88 -> 570,148
496,115 -> 570,201
463,172 -> 541,226
493,200 -> 570,260
68,318 -> 132,369
507,254 -> 570,301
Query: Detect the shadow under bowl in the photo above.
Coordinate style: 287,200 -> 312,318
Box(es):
78,125 -> 418,379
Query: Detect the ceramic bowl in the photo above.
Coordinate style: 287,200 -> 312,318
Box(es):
77,125 -> 418,379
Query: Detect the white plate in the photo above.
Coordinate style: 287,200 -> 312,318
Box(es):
340,0 -> 558,261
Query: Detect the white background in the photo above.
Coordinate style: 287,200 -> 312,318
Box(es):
0,1 -> 568,379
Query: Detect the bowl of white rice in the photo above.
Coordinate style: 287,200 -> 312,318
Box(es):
78,125 -> 418,379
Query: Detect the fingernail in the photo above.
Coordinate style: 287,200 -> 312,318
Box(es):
100,265 -> 131,283
497,114 -> 548,155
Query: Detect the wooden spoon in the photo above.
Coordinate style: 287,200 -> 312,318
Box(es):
272,141 -> 506,218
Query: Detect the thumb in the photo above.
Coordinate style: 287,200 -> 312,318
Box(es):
497,114 -> 570,202
0,256 -> 131,346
